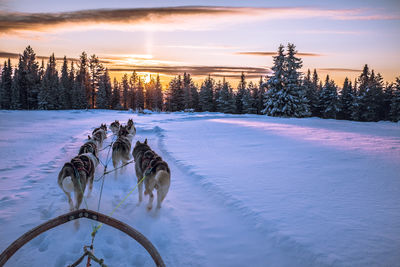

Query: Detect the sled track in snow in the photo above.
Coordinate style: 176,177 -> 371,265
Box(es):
150,124 -> 335,266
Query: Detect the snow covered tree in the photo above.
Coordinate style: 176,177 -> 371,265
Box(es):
242,82 -> 257,114
263,44 -> 285,116
303,69 -> 319,116
190,82 -> 200,111
216,78 -> 236,113
389,77 -> 400,122
59,56 -> 71,109
96,69 -> 112,109
338,77 -> 354,120
183,72 -> 194,110
382,83 -> 394,121
235,72 -> 246,114
76,52 -> 90,108
38,54 -> 59,110
199,75 -> 214,111
319,75 -> 339,119
256,77 -> 266,114
263,43 -> 310,117
0,59 -> 13,109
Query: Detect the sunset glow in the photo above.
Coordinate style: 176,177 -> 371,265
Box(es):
0,0 -> 399,87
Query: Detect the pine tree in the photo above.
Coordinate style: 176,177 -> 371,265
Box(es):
129,71 -> 138,110
122,73 -> 129,109
18,46 -> 40,109
38,53 -> 59,109
338,77 -> 354,120
11,69 -> 21,109
167,75 -> 184,111
190,82 -> 200,111
111,78 -> 121,109
89,54 -> 104,108
263,44 -> 285,116
303,69 -> 319,116
154,74 -> 163,111
216,78 -> 236,113
256,77 -> 266,114
136,78 -> 145,110
382,83 -> 394,121
0,59 -> 13,109
242,82 -> 257,114
59,56 -> 71,109
199,75 -> 214,112
389,77 -> 400,122
76,52 -> 90,108
145,76 -> 155,110
183,72 -> 193,110
235,72 -> 246,114
352,64 -> 369,121
319,75 -> 339,119
96,69 -> 112,109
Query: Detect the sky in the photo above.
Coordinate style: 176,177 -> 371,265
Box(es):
0,0 -> 399,87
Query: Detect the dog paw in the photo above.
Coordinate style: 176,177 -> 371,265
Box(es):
146,206 -> 152,211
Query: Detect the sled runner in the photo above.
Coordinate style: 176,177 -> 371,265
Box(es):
0,209 -> 165,267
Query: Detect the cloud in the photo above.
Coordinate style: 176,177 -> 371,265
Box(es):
108,65 -> 270,78
0,51 -> 110,63
0,6 -> 398,34
318,68 -> 362,72
236,51 -> 322,57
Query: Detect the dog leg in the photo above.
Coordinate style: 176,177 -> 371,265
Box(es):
87,175 -> 94,198
138,179 -> 143,203
66,192 -> 74,211
156,189 -> 162,209
147,192 -> 154,211
75,192 -> 83,211
113,159 -> 118,179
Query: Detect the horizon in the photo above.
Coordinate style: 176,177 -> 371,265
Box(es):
1,1 -> 399,88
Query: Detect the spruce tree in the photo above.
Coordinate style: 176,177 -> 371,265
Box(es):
216,78 -> 236,113
338,77 -> 354,120
199,75 -> 214,112
154,74 -> 163,111
59,56 -> 71,109
96,69 -> 112,109
183,72 -> 193,110
319,75 -> 339,119
89,54 -> 104,108
76,52 -> 90,108
263,44 -> 285,116
129,71 -> 138,110
256,77 -> 266,114
111,78 -> 121,109
136,78 -> 145,110
235,72 -> 246,113
122,74 -> 129,109
382,83 -> 394,121
389,77 -> 400,122
38,54 -> 59,109
0,59 -> 13,109
242,82 -> 257,114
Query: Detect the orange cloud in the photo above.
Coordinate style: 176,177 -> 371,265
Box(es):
0,6 -> 398,34
236,51 -> 322,57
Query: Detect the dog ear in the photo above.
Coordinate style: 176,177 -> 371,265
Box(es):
136,140 -> 140,145
144,138 -> 147,144
88,135 -> 91,139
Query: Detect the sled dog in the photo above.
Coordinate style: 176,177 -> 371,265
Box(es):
132,139 -> 170,210
127,118 -> 136,136
111,125 -> 132,175
92,128 -> 107,148
110,120 -> 120,135
79,136 -> 98,158
92,123 -> 107,135
58,152 -> 99,211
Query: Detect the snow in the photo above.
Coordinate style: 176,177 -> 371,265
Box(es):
0,110 -> 399,267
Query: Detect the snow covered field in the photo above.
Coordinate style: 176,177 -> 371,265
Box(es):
0,110 -> 399,267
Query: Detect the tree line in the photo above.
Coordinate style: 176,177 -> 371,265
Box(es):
0,45 -> 399,122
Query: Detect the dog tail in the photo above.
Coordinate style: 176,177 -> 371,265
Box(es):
156,170 -> 170,203
58,163 -> 75,192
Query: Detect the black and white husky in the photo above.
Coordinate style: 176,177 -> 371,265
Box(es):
110,120 -> 120,135
127,118 -> 136,136
79,136 -> 98,158
92,128 -> 107,148
132,139 -> 170,210
58,152 -> 99,211
111,125 -> 132,176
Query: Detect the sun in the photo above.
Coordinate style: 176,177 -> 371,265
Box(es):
144,74 -> 151,84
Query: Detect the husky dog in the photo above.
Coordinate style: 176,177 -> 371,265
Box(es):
110,120 -> 120,135
111,125 -> 132,176
92,128 -> 107,148
127,119 -> 136,136
132,139 -> 170,210
58,152 -> 99,211
79,136 -> 98,158
92,123 -> 107,135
